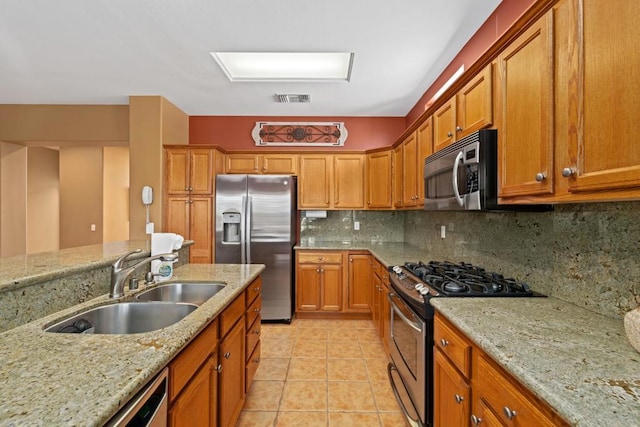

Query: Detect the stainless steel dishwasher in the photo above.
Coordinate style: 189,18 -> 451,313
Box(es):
105,367 -> 168,427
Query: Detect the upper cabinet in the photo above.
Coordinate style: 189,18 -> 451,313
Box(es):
393,144 -> 404,208
225,154 -> 298,175
366,150 -> 393,209
433,65 -> 493,152
298,154 -> 365,210
166,148 -> 215,195
498,0 -> 640,204
394,118 -> 433,209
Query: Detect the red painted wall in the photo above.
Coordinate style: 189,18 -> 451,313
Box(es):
189,116 -> 406,151
405,0 -> 537,126
190,0 -> 536,150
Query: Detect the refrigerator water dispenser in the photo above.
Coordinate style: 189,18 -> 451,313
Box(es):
222,212 -> 241,243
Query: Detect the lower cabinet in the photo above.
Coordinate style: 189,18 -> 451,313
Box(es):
165,276 -> 262,427
347,252 -> 372,312
296,251 -> 344,312
371,258 -> 390,353
434,313 -> 569,427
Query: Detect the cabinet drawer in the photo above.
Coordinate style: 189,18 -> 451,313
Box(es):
434,315 -> 472,378
246,316 -> 261,362
220,295 -> 245,338
246,296 -> 262,328
245,277 -> 262,307
297,252 -> 343,264
245,341 -> 261,392
475,353 -> 558,427
372,258 -> 386,280
169,318 -> 218,402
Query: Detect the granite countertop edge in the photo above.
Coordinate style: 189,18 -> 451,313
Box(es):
0,262 -> 264,426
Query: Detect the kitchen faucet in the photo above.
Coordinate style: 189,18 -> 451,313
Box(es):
109,249 -> 179,298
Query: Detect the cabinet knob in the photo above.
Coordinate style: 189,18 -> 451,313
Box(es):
216,364 -> 223,373
440,339 -> 449,347
253,287 -> 260,292
535,172 -> 547,182
254,307 -> 261,313
447,132 -> 453,138
262,166 -> 266,171
367,200 -> 371,204
503,407 -> 517,420
253,329 -> 260,335
471,415 -> 482,425
317,268 -> 320,273
320,268 -> 324,273
188,200 -> 193,204
456,126 -> 463,132
454,394 -> 464,404
253,357 -> 260,364
184,187 -> 189,191
188,187 -> 193,191
224,352 -> 231,359
562,167 -> 576,178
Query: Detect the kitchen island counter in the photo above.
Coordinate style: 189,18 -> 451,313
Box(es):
431,297 -> 640,427
0,263 -> 264,426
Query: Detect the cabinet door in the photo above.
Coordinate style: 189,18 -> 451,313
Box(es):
366,150 -> 392,209
225,154 -> 259,174
165,197 -> 190,240
372,273 -> 382,335
393,144 -> 404,208
562,0 -> 640,194
261,154 -> 298,174
347,254 -> 371,311
471,399 -> 503,427
166,150 -> 190,195
334,155 -> 365,209
433,98 -> 456,152
219,318 -> 246,427
320,264 -> 343,312
209,354 -> 219,427
296,264 -> 321,311
299,155 -> 332,208
497,11 -> 554,198
416,118 -> 433,206
380,281 -> 391,353
457,65 -> 493,138
170,358 -> 213,427
189,149 -> 214,195
402,132 -> 419,207
434,350 -> 470,427
189,197 -> 212,264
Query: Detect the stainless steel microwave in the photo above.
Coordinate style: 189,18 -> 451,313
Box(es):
423,129 -> 499,211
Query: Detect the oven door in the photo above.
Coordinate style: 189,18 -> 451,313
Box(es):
388,291 -> 429,427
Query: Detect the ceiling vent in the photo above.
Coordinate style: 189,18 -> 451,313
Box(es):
276,94 -> 311,103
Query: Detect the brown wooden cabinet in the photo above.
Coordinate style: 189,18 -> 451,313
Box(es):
225,153 -> 298,175
416,118 -> 434,206
295,251 -> 344,312
393,144 -> 404,208
347,253 -> 371,312
434,313 -> 569,427
366,150 -> 393,209
218,297 -> 246,427
164,147 -> 222,263
395,120 -> 433,208
168,318 -> 219,427
245,277 -> 262,392
371,258 -> 390,353
433,65 -> 493,153
298,155 -> 365,209
401,131 -> 419,206
496,9 -> 554,200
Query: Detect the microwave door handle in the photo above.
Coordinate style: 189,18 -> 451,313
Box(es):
452,151 -> 465,207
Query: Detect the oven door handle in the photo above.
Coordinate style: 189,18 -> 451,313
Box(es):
388,293 -> 422,333
388,363 -> 421,427
452,150 -> 465,207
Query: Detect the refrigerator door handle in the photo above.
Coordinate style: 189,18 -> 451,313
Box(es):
246,195 -> 252,263
241,195 -> 247,264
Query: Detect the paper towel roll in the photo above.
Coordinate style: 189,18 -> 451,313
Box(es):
151,233 -> 183,281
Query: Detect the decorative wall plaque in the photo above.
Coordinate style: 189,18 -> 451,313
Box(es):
252,122 -> 348,146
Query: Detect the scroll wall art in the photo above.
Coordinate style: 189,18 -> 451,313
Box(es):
251,121 -> 348,147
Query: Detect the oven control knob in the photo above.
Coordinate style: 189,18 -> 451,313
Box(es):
419,288 -> 430,296
392,266 -> 402,274
414,284 -> 424,292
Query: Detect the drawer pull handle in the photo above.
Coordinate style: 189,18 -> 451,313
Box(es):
471,415 -> 482,425
224,352 -> 231,359
440,339 -> 449,347
503,407 -> 517,420
454,394 -> 464,404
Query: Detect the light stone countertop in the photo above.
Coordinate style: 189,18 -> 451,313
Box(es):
0,263 -> 265,427
298,241 -> 640,426
431,298 -> 640,427
0,240 -> 163,292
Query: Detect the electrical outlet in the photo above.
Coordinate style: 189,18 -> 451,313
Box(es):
146,222 -> 154,234
354,221 -> 360,230
90,224 -> 96,232
440,225 -> 446,239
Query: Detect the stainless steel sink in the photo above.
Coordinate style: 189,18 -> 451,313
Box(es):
135,282 -> 226,305
44,302 -> 198,334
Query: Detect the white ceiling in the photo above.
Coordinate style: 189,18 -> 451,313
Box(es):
0,0 -> 502,117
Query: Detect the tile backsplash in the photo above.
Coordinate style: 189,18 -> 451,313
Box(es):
300,202 -> 640,320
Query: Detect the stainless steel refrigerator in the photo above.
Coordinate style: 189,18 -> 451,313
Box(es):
215,175 -> 297,322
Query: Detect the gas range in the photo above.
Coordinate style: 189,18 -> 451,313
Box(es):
388,260 -> 544,318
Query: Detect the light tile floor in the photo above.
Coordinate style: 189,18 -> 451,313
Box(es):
237,318 -> 407,427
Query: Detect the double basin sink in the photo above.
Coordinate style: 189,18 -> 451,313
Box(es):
44,282 -> 226,335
